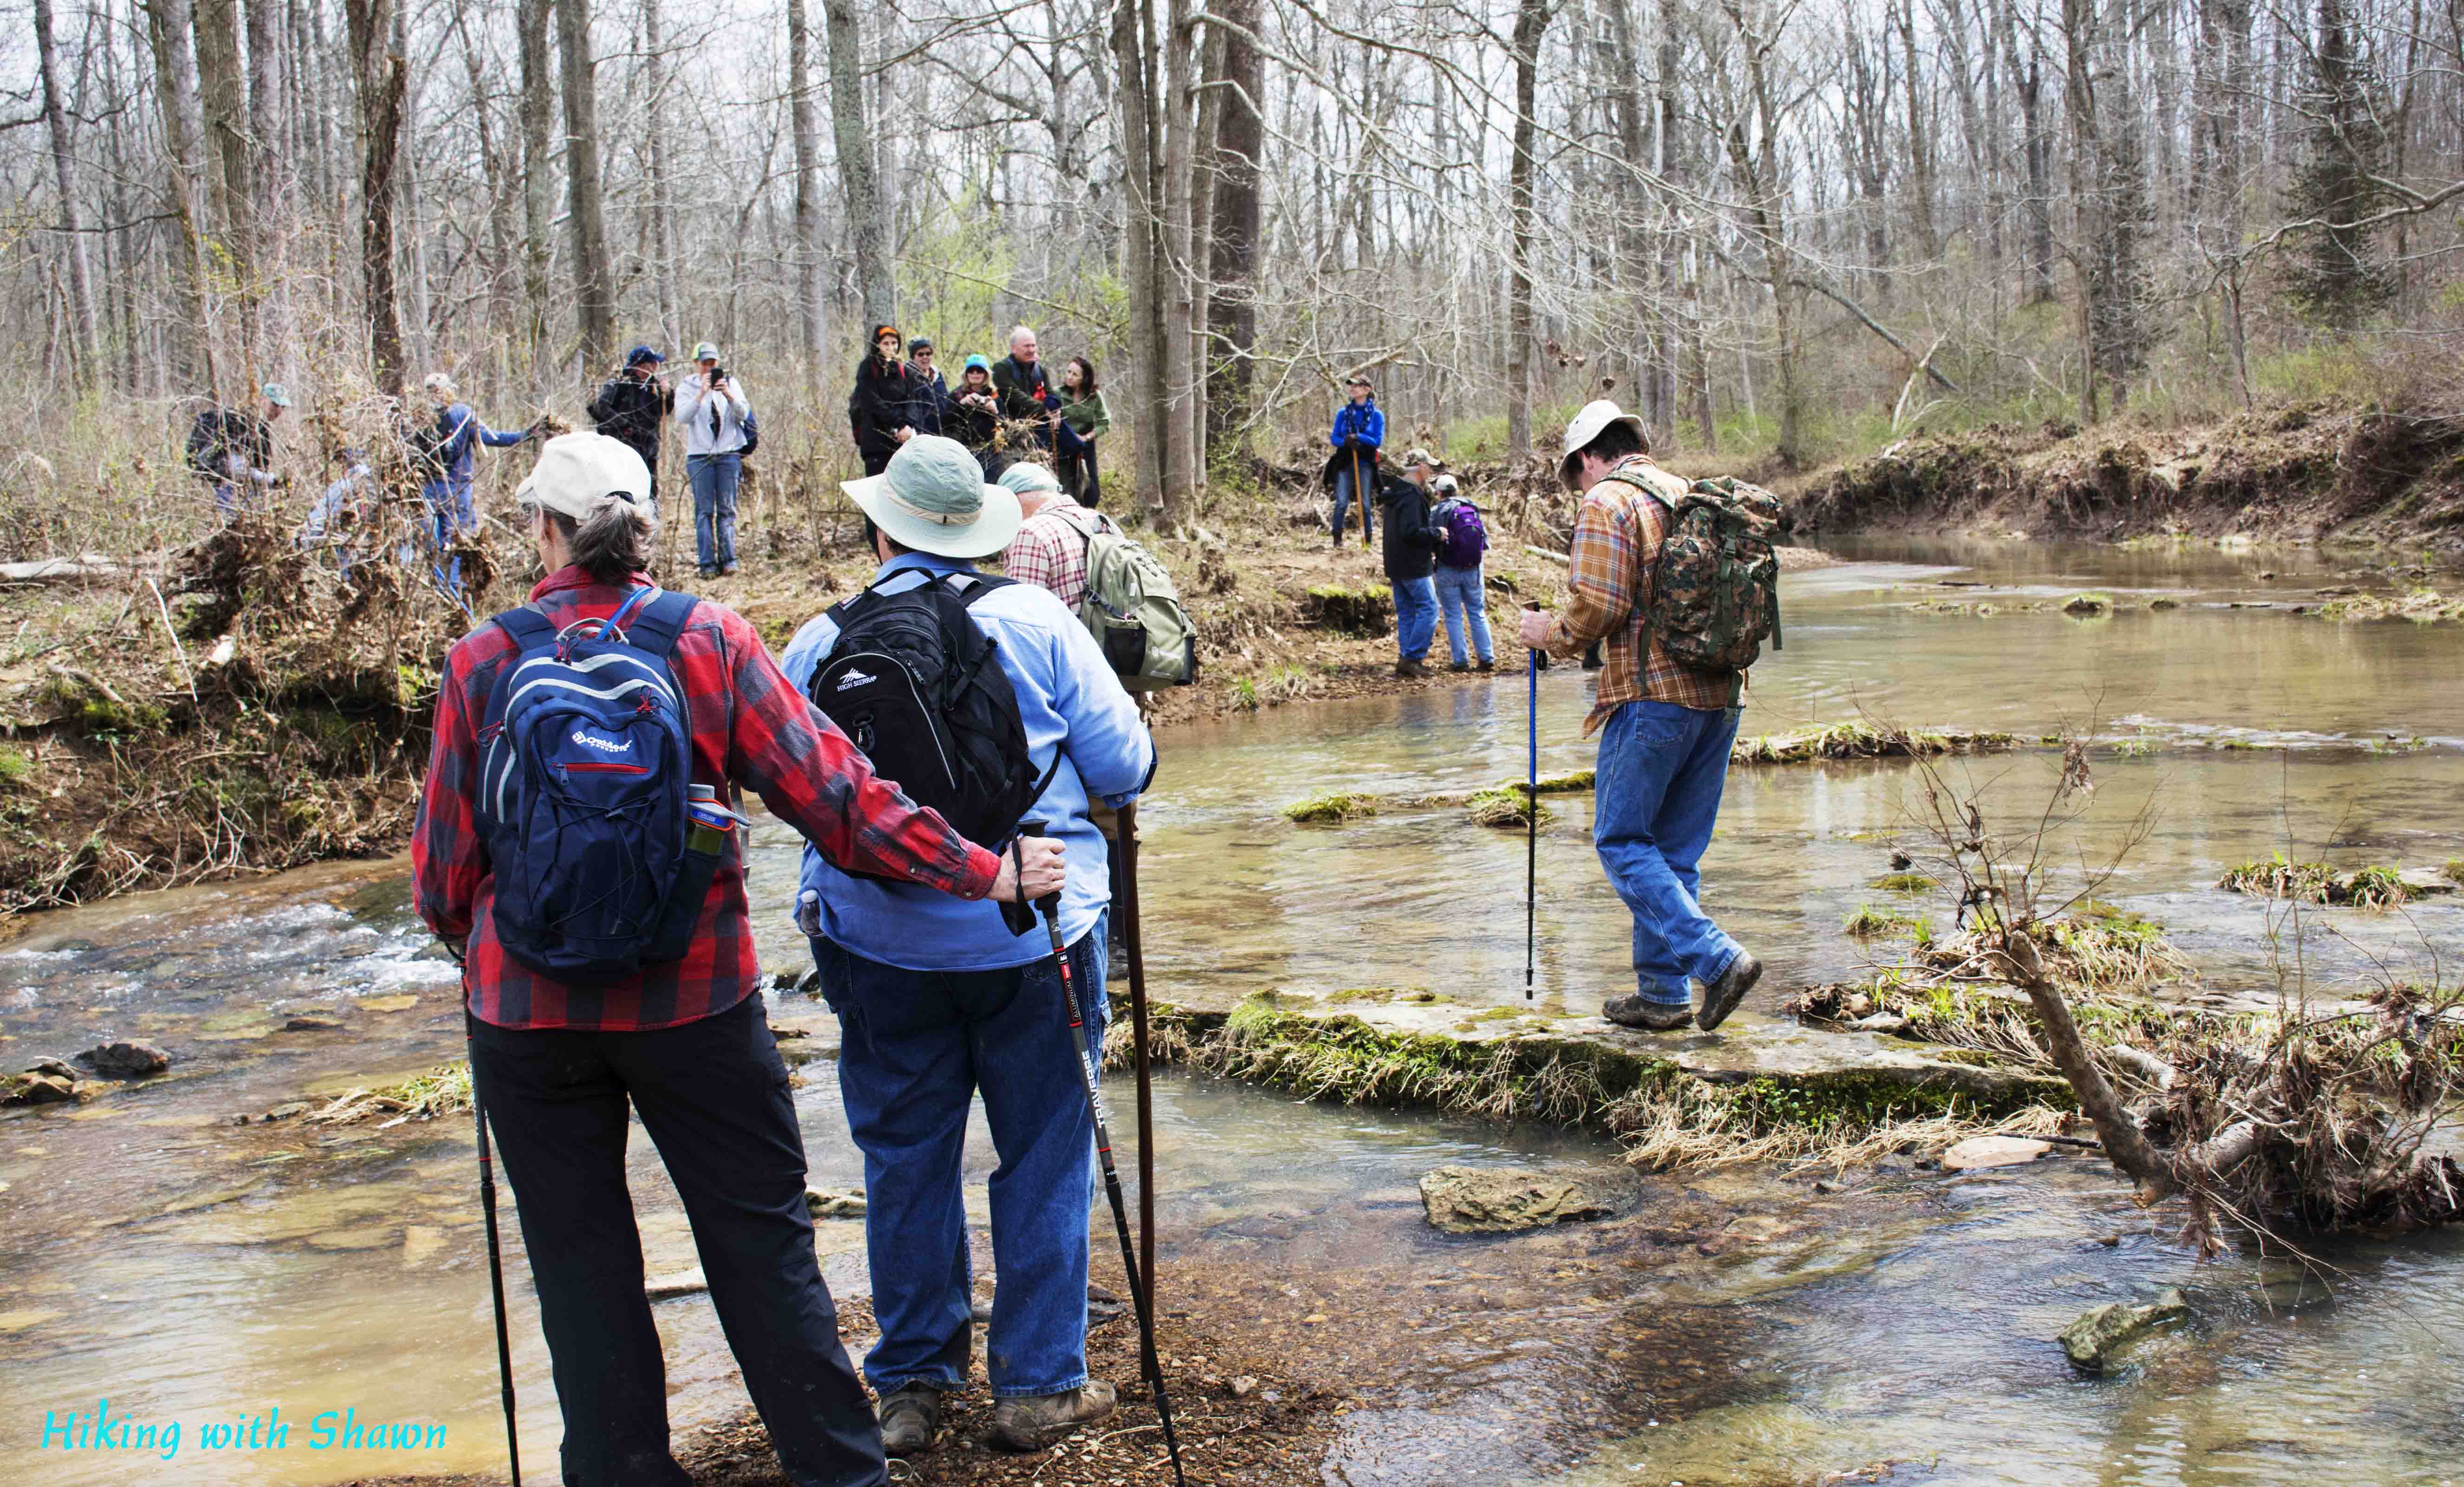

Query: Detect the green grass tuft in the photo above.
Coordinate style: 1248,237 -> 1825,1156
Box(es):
1282,791 -> 1377,825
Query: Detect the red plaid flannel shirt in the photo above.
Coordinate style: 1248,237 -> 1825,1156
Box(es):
1003,496 -> 1098,610
413,566 -> 1001,1031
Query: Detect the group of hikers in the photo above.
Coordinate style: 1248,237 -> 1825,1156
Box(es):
185,322 -> 1110,594
362,324 -> 1775,1483
1319,373 -> 1499,678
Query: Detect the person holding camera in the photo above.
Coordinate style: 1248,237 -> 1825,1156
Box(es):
676,341 -> 752,579
187,382 -> 292,514
588,346 -> 674,514
947,355 -> 1005,479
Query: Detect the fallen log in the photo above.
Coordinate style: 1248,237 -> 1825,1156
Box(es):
0,554 -> 132,586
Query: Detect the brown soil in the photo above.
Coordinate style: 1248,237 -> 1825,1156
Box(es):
1794,402 -> 2464,552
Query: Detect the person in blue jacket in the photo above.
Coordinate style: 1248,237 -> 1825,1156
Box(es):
781,434 -> 1155,1461
413,371 -> 533,593
1323,373 -> 1383,547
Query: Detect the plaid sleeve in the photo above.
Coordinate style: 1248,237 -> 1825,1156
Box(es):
1547,491 -> 1638,654
412,630 -> 503,945
1005,519 -> 1064,594
711,608 -> 1001,899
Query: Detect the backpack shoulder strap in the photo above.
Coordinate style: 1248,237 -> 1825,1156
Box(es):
491,605 -> 557,651
1595,465 -> 1676,514
953,572 -> 1016,607
619,589 -> 701,661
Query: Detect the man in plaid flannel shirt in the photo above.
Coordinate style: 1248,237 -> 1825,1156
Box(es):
998,461 -> 1097,609
1518,401 -> 1764,1035
414,433 -> 1062,1487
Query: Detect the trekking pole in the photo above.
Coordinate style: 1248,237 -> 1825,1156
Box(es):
1523,604 -> 1543,1002
1350,446 -> 1368,550
1016,828 -> 1188,1487
1117,799 -> 1158,1288
465,1013 -> 524,1487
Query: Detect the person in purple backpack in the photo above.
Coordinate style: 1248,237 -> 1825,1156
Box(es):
1428,474 -> 1495,671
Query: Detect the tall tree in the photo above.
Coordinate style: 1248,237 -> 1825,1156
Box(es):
1203,0 -> 1265,441
345,0 -> 406,397
643,0 -> 680,348
32,0 -> 98,382
518,0 -> 554,359
1505,0 -> 1554,466
787,0 -> 827,365
143,0 -> 214,389
824,0 -> 894,329
557,0 -> 615,371
2284,0 -> 2396,318
192,0 -> 257,361
1113,0 -> 1177,525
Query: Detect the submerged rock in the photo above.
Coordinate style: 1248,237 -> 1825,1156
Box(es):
1418,1165 -> 1619,1233
282,1015 -> 345,1032
2060,1289 -> 2189,1370
1,1072 -> 78,1107
806,1187 -> 867,1219
1942,1136 -> 2052,1171
82,1042 -> 170,1079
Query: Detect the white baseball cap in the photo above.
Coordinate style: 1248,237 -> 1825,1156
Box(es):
1558,400 -> 1650,487
998,462 -> 1063,497
517,433 -> 653,522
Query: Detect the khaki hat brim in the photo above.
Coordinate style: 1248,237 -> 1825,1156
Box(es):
841,473 -> 1023,559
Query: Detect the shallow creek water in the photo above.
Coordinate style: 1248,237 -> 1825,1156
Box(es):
2,540 -> 2461,1483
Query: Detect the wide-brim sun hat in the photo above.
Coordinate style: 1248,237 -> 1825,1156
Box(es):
1558,399 -> 1650,486
262,382 -> 292,408
518,433 -> 654,523
841,435 -> 1022,559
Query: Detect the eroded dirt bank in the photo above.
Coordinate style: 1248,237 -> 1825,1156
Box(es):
1794,403 -> 2464,552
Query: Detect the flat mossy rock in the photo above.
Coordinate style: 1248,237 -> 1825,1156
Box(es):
2060,1289 -> 2189,1371
1305,585 -> 1393,637
1418,1165 -> 1621,1233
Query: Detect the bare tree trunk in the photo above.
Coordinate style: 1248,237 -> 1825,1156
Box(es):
2003,0 -> 2058,303
1113,0 -> 1175,526
193,0 -> 257,370
247,0 -> 281,209
345,0 -> 406,398
1506,0 -> 1553,467
32,0 -> 98,383
786,0 -> 826,368
557,0 -> 613,374
1161,0 -> 1202,504
144,0 -> 215,392
518,0 -> 554,362
823,0 -> 892,328
1203,0 -> 1264,443
642,0 -> 679,350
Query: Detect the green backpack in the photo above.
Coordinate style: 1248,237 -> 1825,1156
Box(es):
1055,508 -> 1199,693
1601,470 -> 1788,674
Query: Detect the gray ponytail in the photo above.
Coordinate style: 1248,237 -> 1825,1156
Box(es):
529,496 -> 656,584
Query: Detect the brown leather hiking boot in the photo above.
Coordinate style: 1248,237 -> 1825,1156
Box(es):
1602,994 -> 1694,1032
989,1381 -> 1117,1452
1696,950 -> 1764,1032
878,1385 -> 942,1455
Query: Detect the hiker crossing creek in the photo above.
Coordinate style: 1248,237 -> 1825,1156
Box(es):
3,536 -> 2462,1485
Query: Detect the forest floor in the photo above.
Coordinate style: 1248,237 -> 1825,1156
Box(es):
2,394 -> 2457,919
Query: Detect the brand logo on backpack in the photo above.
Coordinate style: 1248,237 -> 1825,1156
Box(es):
834,668 -> 877,691
476,587 -> 719,983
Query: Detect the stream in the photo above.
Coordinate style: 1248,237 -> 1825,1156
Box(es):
3,538 -> 2460,1484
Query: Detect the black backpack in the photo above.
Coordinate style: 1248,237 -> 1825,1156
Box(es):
809,571 -> 1054,860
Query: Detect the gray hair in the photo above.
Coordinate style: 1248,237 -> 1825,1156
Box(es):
522,495 -> 658,585
1009,325 -> 1036,349
422,372 -> 457,399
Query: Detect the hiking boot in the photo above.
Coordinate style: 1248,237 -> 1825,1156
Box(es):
878,1386 -> 943,1456
1448,661 -> 1471,673
1394,658 -> 1429,679
721,562 -> 741,576
1476,658 -> 1495,672
1330,529 -> 1343,548
1696,950 -> 1764,1033
1602,994 -> 1694,1032
988,1381 -> 1116,1452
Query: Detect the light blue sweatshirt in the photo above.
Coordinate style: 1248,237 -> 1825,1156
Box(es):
779,552 -> 1155,969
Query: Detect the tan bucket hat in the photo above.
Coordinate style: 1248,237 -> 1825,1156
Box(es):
841,435 -> 1022,559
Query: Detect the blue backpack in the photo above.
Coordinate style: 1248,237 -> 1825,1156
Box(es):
476,586 -> 718,981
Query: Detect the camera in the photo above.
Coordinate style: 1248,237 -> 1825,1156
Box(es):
709,366 -> 728,384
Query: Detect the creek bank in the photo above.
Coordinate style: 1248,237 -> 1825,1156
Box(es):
1794,403 -> 2464,552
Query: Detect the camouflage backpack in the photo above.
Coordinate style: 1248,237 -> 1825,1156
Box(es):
1600,469 -> 1788,674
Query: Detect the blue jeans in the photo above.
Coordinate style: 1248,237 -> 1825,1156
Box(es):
1593,699 -> 1744,1004
1331,459 -> 1375,540
1433,565 -> 1493,665
1391,574 -> 1437,662
420,478 -> 475,594
688,453 -> 741,570
810,915 -> 1108,1399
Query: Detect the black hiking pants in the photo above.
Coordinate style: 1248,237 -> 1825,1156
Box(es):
468,994 -> 888,1487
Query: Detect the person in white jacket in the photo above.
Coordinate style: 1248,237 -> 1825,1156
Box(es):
675,340 -> 752,577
